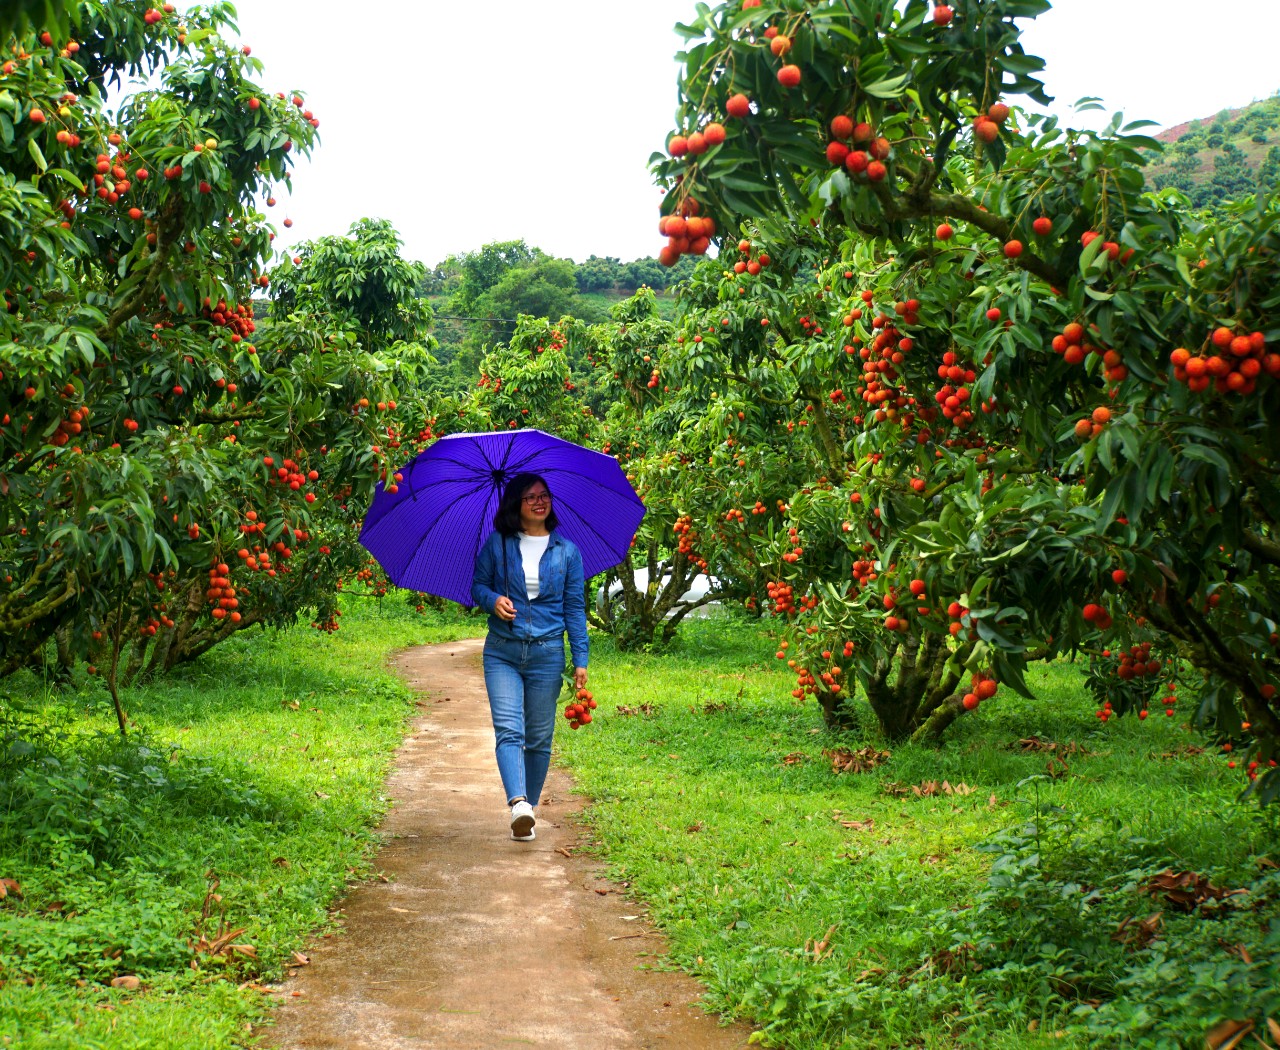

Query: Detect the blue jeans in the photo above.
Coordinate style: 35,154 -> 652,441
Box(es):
481,633 -> 565,806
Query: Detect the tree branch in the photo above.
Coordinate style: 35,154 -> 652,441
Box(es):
1240,528 -> 1280,568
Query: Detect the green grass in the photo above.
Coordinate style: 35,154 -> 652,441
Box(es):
558,614 -> 1280,1049
5,603 -> 1279,1049
0,598 -> 482,1049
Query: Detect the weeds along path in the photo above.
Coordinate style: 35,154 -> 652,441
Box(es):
262,637 -> 751,1050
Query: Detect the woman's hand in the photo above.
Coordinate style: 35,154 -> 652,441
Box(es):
494,596 -> 517,622
573,667 -> 588,691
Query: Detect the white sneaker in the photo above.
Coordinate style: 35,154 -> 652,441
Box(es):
510,828 -> 536,842
510,800 -> 535,840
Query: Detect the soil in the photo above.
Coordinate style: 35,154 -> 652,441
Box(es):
259,637 -> 754,1050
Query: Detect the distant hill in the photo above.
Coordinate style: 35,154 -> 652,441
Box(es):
1146,94 -> 1280,210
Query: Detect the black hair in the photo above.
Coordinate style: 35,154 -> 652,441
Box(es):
493,472 -> 560,536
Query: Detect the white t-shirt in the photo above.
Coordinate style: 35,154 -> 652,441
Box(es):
518,532 -> 550,600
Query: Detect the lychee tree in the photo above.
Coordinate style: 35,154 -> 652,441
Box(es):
0,4 -> 432,730
649,0 -> 1280,797
585,290 -> 743,649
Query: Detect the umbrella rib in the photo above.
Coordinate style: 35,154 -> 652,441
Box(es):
539,465 -> 642,503
408,453 -> 493,501
393,477 -> 496,578
383,435 -> 511,583
552,494 -> 637,560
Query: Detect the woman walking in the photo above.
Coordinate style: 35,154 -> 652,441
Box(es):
471,472 -> 589,842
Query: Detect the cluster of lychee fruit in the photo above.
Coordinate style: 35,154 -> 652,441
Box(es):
1073,405 -> 1113,441
825,117 -> 891,182
564,688 -> 596,730
766,580 -> 797,616
204,298 -> 256,345
657,199 -> 715,267
1170,327 -> 1275,395
961,672 -> 999,711
206,561 -> 242,623
731,237 -> 772,276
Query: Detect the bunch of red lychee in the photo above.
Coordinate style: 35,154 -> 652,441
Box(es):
564,688 -> 596,730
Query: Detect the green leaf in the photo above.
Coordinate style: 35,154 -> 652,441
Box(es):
861,74 -> 909,100
28,137 -> 47,172
1077,235 -> 1104,276
1179,444 -> 1232,474
46,168 -> 86,192
998,53 -> 1045,75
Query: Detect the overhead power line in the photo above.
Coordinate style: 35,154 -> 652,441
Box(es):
431,315 -> 523,324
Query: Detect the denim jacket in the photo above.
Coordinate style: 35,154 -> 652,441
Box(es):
471,529 -> 589,669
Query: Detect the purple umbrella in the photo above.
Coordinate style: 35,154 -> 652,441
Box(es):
358,429 -> 646,607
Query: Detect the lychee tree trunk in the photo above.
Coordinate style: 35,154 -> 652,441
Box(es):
821,633 -> 976,743
816,688 -> 859,731
589,547 -> 716,652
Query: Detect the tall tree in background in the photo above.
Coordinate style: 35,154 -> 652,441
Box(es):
272,218 -> 433,351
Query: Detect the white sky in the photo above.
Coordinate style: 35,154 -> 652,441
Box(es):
216,0 -> 1279,268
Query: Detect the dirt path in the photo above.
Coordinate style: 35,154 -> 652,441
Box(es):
261,638 -> 753,1050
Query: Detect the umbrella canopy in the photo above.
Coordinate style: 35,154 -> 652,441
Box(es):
358,429 -> 646,607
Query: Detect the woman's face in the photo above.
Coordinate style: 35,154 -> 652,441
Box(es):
518,481 -> 552,530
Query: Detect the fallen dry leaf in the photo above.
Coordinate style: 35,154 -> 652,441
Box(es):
1113,912 -> 1163,949
1205,1018 -> 1254,1050
918,941 -> 976,976
838,818 -> 875,832
1010,736 -> 1091,756
617,703 -> 659,717
803,923 -> 838,962
1224,943 -> 1254,965
1269,1017 -> 1280,1042
911,780 -> 975,798
228,944 -> 257,958
1143,870 -> 1245,913
1158,744 -> 1206,760
825,746 -> 890,774
0,878 -> 22,900
291,951 -> 310,966
109,976 -> 140,991
1046,756 -> 1072,779
192,926 -> 247,958
1258,857 -> 1278,871
781,752 -> 807,766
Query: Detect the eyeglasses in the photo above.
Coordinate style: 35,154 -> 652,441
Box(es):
521,493 -> 552,505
